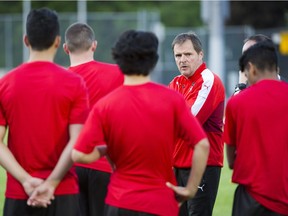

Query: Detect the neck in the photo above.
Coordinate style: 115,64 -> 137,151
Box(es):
69,51 -> 94,67
27,47 -> 56,63
124,75 -> 150,85
253,71 -> 279,84
258,73 -> 279,81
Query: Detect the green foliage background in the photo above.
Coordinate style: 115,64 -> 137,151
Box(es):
0,1 -> 287,29
0,1 -> 203,27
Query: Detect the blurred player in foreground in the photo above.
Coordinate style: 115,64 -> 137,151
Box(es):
224,41 -> 288,216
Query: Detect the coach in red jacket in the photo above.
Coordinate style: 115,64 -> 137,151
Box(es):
169,32 -> 225,216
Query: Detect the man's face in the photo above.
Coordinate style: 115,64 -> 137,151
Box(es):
173,40 -> 203,78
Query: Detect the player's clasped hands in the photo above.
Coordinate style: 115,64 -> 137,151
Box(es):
22,176 -> 56,208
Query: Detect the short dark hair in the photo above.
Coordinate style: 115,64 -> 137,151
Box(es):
112,30 -> 159,76
26,7 -> 60,51
65,22 -> 95,53
171,32 -> 203,54
244,34 -> 272,44
239,41 -> 278,73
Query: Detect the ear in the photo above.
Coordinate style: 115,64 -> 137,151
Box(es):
199,50 -> 204,60
248,62 -> 257,77
63,43 -> 69,55
91,40 -> 97,52
23,35 -> 30,47
54,36 -> 61,49
246,62 -> 258,85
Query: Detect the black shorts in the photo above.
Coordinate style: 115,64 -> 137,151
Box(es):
174,166 -> 221,216
104,204 -> 156,216
76,166 -> 111,216
4,194 -> 81,216
232,185 -> 283,216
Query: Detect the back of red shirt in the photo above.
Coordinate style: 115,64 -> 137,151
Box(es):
224,80 -> 288,215
74,82 -> 207,215
0,61 -> 89,199
68,61 -> 124,172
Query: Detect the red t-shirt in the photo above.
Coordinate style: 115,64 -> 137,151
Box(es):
224,80 -> 288,215
169,63 -> 225,167
68,61 -> 124,173
74,82 -> 207,215
0,61 -> 89,199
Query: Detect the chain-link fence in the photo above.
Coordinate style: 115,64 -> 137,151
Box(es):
1,11 -> 288,96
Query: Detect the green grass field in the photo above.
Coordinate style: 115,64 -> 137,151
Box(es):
0,159 -> 236,216
0,167 -> 5,214
213,161 -> 237,216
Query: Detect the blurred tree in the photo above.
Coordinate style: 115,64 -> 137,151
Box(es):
0,1 -> 202,27
0,1 -> 77,13
87,1 -> 203,27
0,1 -> 22,13
1,1 -> 288,29
158,1 -> 202,27
226,1 -> 288,28
31,1 -> 77,12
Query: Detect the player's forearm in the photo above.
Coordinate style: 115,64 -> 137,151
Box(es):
186,138 -> 209,196
0,143 -> 30,184
45,142 -> 74,187
72,148 -> 101,164
45,124 -> 83,188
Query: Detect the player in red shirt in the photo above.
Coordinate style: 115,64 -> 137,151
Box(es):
169,32 -> 225,216
0,8 -> 88,216
224,41 -> 288,216
63,22 -> 124,216
72,30 -> 210,216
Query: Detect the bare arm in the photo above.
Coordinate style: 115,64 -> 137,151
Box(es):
0,126 -> 30,182
28,124 -> 83,206
0,126 -> 45,198
226,144 -> 236,169
238,70 -> 247,84
166,138 -> 209,205
45,124 -> 83,185
72,145 -> 106,164
185,138 -> 210,194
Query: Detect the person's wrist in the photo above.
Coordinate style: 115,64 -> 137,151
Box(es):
20,173 -> 31,185
45,178 -> 60,189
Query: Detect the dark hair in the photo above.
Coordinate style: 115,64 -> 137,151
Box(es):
65,22 -> 95,53
244,34 -> 272,44
112,30 -> 159,76
26,7 -> 60,51
171,32 -> 203,54
239,41 -> 278,73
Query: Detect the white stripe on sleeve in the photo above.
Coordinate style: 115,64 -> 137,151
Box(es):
191,69 -> 214,116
